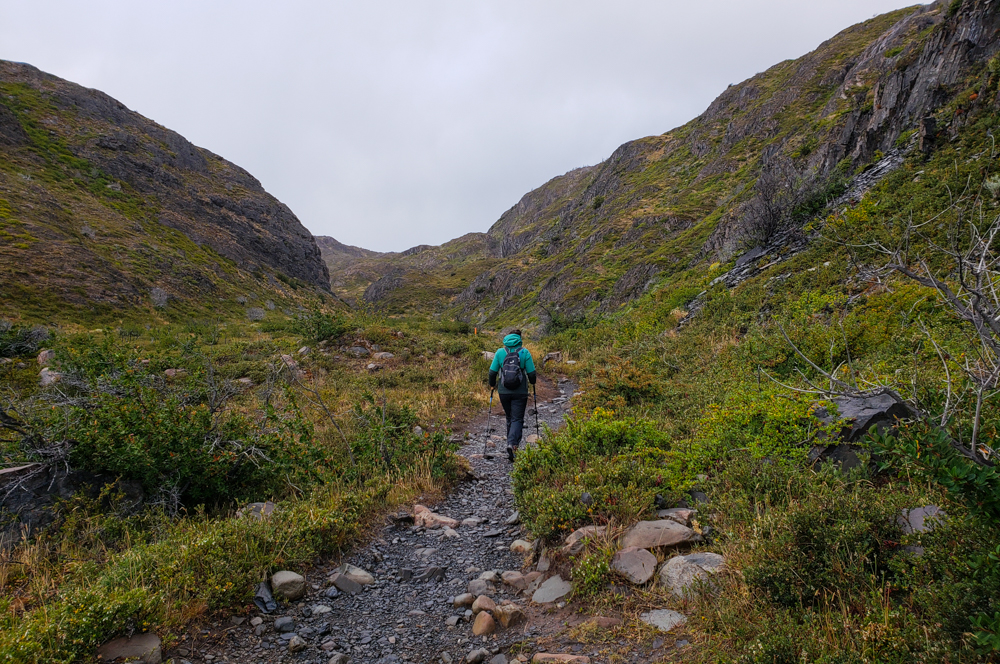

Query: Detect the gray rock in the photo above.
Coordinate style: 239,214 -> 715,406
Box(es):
656,508 -> 695,526
659,552 -> 725,597
611,547 -> 657,584
39,367 -> 62,387
898,505 -> 945,534
334,563 -> 375,585
531,575 -> 572,603
250,617 -> 263,627
445,615 -> 461,626
490,656 -> 508,664
468,578 -> 490,596
640,609 -> 687,632
237,501 -> 276,520
97,633 -> 161,664
348,346 -> 370,357
466,648 -> 492,664
270,570 -> 306,600
274,616 -> 295,632
37,349 -> 55,366
453,593 -> 475,608
580,492 -> 594,506
621,520 -> 695,550
328,654 -> 349,664
816,393 -> 916,442
505,510 -> 520,525
329,571 -> 363,595
288,635 -> 307,652
478,570 -> 500,583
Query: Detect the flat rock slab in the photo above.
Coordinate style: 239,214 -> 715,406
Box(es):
97,632 -> 162,664
611,547 -> 657,584
659,552 -> 725,597
328,571 -> 362,595
641,609 -> 687,633
532,655 -> 591,663
562,525 -> 606,554
622,520 -> 695,549
532,575 -> 572,604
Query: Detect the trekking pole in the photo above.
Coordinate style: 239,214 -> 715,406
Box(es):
533,383 -> 540,441
482,388 -> 495,460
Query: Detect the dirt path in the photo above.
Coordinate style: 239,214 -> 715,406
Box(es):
166,376 -> 577,664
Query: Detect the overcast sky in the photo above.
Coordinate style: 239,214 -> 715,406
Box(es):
1,1 -> 914,252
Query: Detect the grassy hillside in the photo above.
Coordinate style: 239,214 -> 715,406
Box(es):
0,60 -> 330,326
330,2 -> 988,331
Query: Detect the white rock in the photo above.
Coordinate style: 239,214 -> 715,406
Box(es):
510,539 -> 533,554
640,609 -> 687,632
659,552 -> 725,597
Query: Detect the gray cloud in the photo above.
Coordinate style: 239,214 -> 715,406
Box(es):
1,0 -> 913,251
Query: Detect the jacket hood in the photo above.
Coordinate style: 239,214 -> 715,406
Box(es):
503,334 -> 522,349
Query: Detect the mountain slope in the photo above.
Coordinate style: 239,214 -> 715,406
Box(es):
330,0 -> 1000,328
0,60 -> 330,323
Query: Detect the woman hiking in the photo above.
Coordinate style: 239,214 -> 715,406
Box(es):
488,329 -> 537,462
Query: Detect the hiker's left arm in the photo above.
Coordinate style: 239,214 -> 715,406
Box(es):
525,353 -> 537,384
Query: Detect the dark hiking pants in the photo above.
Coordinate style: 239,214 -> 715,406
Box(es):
499,393 -> 528,449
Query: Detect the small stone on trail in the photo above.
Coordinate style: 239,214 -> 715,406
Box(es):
466,649 -> 491,664
462,517 -> 483,527
250,617 -> 263,627
472,595 -> 496,614
454,593 -> 475,608
414,504 -> 459,529
494,604 -> 527,629
334,563 -> 375,585
640,609 -> 688,632
328,654 -> 349,664
505,511 -> 520,525
491,656 -> 509,664
446,615 -> 461,627
288,635 -> 307,652
479,570 -> 500,583
531,655 -> 590,663
442,526 -> 460,539
328,571 -> 363,595
270,570 -> 306,600
510,539 -> 533,554
501,570 -> 527,590
468,578 -> 490,595
274,616 -> 295,632
472,611 -> 496,636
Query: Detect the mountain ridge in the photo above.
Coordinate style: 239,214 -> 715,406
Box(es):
323,0 -> 1000,329
0,60 -> 330,322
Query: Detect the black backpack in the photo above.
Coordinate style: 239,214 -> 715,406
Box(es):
501,348 -> 523,389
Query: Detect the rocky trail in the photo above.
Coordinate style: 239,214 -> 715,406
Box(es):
164,376 -> 616,664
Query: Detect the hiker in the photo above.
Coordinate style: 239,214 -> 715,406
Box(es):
488,329 -> 537,462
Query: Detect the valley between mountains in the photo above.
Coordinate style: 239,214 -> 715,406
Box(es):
5,1 -> 1000,663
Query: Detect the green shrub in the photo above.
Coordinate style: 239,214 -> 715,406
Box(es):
0,320 -> 49,358
295,309 -> 350,342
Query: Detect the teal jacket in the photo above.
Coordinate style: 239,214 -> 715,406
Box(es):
488,334 -> 537,395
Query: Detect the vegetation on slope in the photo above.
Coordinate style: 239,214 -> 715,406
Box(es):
0,307 -> 499,663
509,48 -> 1000,661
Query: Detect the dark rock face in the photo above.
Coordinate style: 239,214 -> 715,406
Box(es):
0,464 -> 144,549
810,393 -> 918,470
0,60 -> 329,290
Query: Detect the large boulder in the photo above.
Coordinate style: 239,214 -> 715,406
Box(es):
621,520 -> 696,550
897,505 -> 945,534
811,394 -> 918,470
658,552 -> 725,597
472,611 -> 496,636
611,547 -> 657,585
270,570 -> 306,600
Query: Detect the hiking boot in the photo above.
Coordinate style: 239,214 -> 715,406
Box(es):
506,446 -> 515,462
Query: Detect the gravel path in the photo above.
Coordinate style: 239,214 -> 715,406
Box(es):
168,377 -> 575,664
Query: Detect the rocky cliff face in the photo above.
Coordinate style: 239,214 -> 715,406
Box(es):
0,60 -> 329,320
327,1 -> 1000,327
